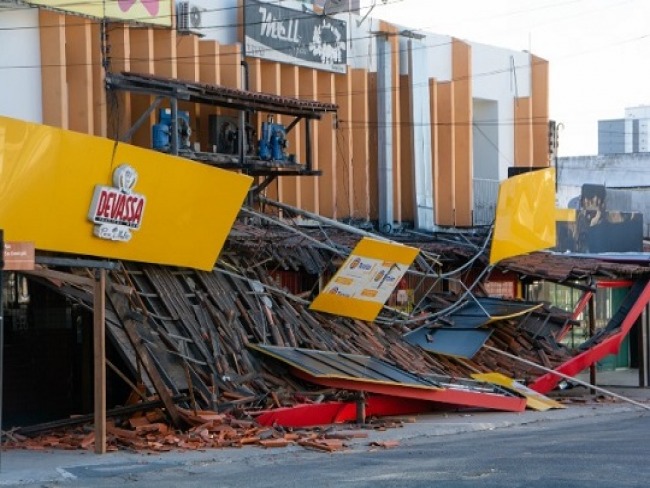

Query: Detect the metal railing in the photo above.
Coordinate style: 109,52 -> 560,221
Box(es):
473,178 -> 499,226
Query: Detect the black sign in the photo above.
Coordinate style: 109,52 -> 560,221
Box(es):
556,184 -> 643,253
244,0 -> 347,73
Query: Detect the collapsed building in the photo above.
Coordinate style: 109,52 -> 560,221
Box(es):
4,209 -> 650,452
0,1 -> 649,454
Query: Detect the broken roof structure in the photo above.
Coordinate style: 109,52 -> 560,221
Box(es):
4,201 -> 650,453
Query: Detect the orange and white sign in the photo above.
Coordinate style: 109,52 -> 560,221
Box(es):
310,238 -> 419,322
3,242 -> 35,271
26,0 -> 172,26
0,116 -> 252,271
88,164 -> 147,242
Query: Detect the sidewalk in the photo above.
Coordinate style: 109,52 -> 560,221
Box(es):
1,388 -> 649,486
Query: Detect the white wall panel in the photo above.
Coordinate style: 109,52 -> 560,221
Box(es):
0,8 -> 42,123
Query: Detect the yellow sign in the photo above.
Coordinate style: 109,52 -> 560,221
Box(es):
310,238 -> 419,322
489,168 -> 557,264
472,372 -> 565,411
26,0 -> 172,26
0,116 -> 252,271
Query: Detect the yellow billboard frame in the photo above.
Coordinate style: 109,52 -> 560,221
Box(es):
0,116 -> 252,271
489,168 -> 557,264
310,238 -> 419,322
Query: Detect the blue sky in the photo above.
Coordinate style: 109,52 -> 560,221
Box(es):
371,0 -> 650,156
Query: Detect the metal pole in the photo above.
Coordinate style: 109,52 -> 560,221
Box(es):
93,269 -> 107,454
485,345 -> 650,411
640,304 -> 649,387
170,97 -> 179,155
588,295 -> 597,393
259,196 -> 391,242
0,230 -> 4,471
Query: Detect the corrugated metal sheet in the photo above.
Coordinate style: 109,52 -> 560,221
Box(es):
249,344 -> 442,388
403,328 -> 493,359
250,344 -> 527,412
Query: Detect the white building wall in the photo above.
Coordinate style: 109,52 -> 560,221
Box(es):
471,42 -> 531,181
638,119 -> 650,152
0,7 -> 42,123
191,0 -> 240,45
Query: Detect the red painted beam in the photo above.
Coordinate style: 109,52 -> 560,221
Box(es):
254,395 -> 437,427
289,369 -> 526,413
596,280 -> 634,289
531,279 -> 650,394
255,402 -> 354,427
571,291 -> 593,321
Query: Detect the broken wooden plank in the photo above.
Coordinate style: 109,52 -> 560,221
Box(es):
107,284 -> 183,428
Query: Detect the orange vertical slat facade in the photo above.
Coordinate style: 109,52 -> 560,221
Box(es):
65,16 -> 93,135
335,71 -> 354,218
429,78 -> 439,225
90,22 -> 107,138
39,10 -> 68,129
317,71 -> 337,218
514,97 -> 534,167
436,81 -> 455,226
29,4 -> 550,232
452,39 -> 473,226
351,68 -> 370,221
532,55 -> 550,167
106,25 -> 130,140
367,72 -> 379,221
128,28 -> 155,147
281,64 -> 301,209
400,73 -> 414,223
299,68 -> 320,214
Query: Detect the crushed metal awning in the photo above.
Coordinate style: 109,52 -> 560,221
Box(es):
430,297 -> 542,329
404,328 -> 493,359
249,344 -> 527,413
403,297 -> 542,358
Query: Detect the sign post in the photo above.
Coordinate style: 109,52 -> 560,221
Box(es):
0,230 -> 4,472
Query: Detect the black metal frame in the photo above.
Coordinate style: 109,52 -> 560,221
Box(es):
105,71 -> 338,187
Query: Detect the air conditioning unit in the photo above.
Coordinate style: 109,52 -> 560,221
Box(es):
177,1 -> 204,35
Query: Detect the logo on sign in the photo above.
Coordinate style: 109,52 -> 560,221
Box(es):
118,0 -> 160,16
88,164 -> 146,242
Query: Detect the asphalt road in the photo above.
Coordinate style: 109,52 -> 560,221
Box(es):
14,410 -> 650,488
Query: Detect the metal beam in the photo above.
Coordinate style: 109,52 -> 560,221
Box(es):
35,256 -> 119,270
170,97 -> 179,155
285,116 -> 301,135
93,269 -> 107,454
120,96 -> 164,143
486,345 -> 650,411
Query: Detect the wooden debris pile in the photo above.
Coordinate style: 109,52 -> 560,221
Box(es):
26,253 -> 573,419
4,403 -> 377,453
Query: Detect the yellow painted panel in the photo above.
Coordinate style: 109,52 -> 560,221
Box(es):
489,168 -> 556,264
310,294 -> 382,322
27,0 -> 172,26
310,237 -> 419,321
0,116 -> 252,271
556,207 -> 576,222
472,372 -> 565,411
355,238 -> 420,264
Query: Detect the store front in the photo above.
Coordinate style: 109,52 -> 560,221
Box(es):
527,281 -> 637,372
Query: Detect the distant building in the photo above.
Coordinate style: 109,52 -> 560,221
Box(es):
308,0 -> 361,14
598,105 -> 650,155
